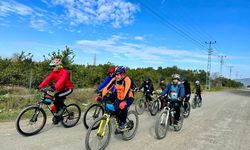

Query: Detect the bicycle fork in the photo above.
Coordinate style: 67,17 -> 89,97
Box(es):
97,114 -> 110,137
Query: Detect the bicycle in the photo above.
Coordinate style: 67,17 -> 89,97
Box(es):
83,93 -> 114,130
192,93 -> 202,109
149,91 -> 164,116
85,102 -> 139,150
135,91 -> 154,115
183,96 -> 191,118
16,87 -> 81,136
155,98 -> 184,139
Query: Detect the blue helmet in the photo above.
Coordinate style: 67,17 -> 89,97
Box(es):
115,66 -> 126,74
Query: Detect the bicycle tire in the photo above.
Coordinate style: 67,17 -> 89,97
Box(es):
85,116 -> 111,150
83,103 -> 104,129
16,105 -> 46,136
61,103 -> 81,128
122,110 -> 139,141
155,110 -> 169,139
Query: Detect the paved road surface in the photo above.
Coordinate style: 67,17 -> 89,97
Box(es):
1,89 -> 250,150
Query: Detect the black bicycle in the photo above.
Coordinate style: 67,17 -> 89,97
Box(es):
135,92 -> 154,115
183,97 -> 191,118
16,88 -> 81,136
192,93 -> 202,109
155,98 -> 184,139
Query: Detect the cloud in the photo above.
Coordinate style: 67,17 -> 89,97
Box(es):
0,0 -> 33,16
134,36 -> 144,41
51,0 -> 140,28
29,19 -> 48,31
0,0 -> 140,32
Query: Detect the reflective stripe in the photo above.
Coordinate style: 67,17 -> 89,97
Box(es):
58,89 -> 72,97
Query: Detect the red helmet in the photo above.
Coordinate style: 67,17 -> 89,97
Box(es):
107,66 -> 116,74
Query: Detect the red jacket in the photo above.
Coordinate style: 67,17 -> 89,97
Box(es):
39,68 -> 74,91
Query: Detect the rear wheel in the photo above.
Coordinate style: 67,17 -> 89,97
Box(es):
155,110 -> 170,139
122,110 -> 139,140
83,103 -> 104,129
183,102 -> 190,118
61,103 -> 81,128
85,116 -> 111,150
192,97 -> 197,109
16,105 -> 46,136
198,98 -> 202,107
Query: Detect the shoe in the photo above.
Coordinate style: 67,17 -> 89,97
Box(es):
52,116 -> 61,125
173,120 -> 179,125
117,122 -> 127,132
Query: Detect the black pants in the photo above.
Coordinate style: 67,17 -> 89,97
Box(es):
54,89 -> 73,112
196,92 -> 202,101
145,92 -> 152,102
170,101 -> 182,121
113,98 -> 134,124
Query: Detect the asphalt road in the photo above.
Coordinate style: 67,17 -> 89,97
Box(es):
1,89 -> 250,150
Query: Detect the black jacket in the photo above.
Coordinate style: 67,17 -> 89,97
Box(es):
183,81 -> 191,95
139,81 -> 154,94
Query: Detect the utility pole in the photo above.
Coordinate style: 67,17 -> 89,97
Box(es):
218,55 -> 226,87
228,66 -> 233,79
205,41 -> 216,90
93,53 -> 96,66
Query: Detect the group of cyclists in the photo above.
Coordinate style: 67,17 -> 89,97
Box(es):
36,58 -> 203,148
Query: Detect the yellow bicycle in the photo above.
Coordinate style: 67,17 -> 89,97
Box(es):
85,104 -> 139,150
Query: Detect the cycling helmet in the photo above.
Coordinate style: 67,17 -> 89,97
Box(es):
171,74 -> 180,80
144,76 -> 150,82
49,58 -> 62,66
107,66 -> 116,74
115,66 -> 126,74
160,76 -> 165,82
180,76 -> 187,82
195,80 -> 200,85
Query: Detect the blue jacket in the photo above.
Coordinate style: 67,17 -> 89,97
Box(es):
98,76 -> 115,93
161,82 -> 185,100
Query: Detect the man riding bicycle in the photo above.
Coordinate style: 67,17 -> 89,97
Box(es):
195,80 -> 202,102
161,74 -> 185,125
139,76 -> 154,103
38,58 -> 73,124
102,66 -> 134,131
181,77 -> 191,112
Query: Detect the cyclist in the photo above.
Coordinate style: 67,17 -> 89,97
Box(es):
95,66 -> 116,102
102,66 -> 134,131
195,80 -> 202,102
181,77 -> 191,112
161,74 -> 185,125
38,58 -> 74,124
139,76 -> 154,103
159,76 -> 167,91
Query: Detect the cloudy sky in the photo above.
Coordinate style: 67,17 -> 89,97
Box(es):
0,0 -> 249,79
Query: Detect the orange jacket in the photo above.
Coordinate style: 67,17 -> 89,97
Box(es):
102,76 -> 133,100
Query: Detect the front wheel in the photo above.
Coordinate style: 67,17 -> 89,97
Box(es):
135,98 -> 145,115
198,98 -> 202,107
122,110 -> 139,140
174,111 -> 184,131
83,103 -> 104,129
150,100 -> 160,116
61,103 -> 81,128
16,105 -> 47,136
85,116 -> 111,150
155,110 -> 170,139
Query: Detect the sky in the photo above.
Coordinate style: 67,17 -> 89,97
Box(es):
0,0 -> 249,79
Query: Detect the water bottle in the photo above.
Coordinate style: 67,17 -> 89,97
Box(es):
50,104 -> 57,113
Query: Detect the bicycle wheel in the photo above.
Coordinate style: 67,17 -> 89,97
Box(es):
122,110 -> 139,141
16,105 -> 46,136
83,103 -> 104,129
192,97 -> 197,109
135,98 -> 145,115
85,116 -> 111,150
150,100 -> 160,116
61,103 -> 81,128
198,98 -> 202,107
174,111 -> 184,131
183,102 -> 191,118
155,110 -> 170,139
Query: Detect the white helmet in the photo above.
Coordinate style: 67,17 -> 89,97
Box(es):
195,80 -> 200,85
49,58 -> 62,66
171,74 -> 180,80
